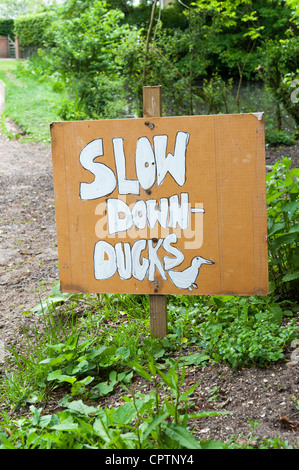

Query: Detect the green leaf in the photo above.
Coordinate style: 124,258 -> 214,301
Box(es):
282,271 -> 299,282
0,432 -> 17,449
288,223 -> 299,233
47,370 -> 77,384
188,410 -> 232,419
288,168 -> 299,178
91,381 -> 114,397
156,368 -> 174,388
179,353 -> 210,366
271,232 -> 298,250
113,402 -> 137,425
268,222 -> 286,237
266,190 -> 283,204
243,26 -> 265,39
280,201 -> 298,219
164,424 -> 202,449
39,356 -> 64,366
32,295 -> 66,314
31,282 -> 83,314
200,439 -> 226,449
117,371 -> 133,384
93,418 -> 110,441
70,359 -> 89,375
64,400 -> 97,416
241,12 -> 258,22
181,382 -> 201,399
38,414 -> 59,428
115,347 -> 130,360
147,360 -> 157,377
109,370 -> 118,385
129,362 -> 152,382
287,253 -> 299,268
51,422 -> 79,431
269,303 -> 283,325
141,411 -> 169,441
87,345 -> 109,360
211,297 -> 226,308
164,398 -> 176,416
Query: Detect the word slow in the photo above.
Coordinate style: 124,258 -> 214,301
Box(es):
79,131 -> 190,200
94,233 -> 214,291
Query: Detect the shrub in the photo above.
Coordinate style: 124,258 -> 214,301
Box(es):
265,121 -> 296,146
0,18 -> 14,38
258,37 -> 299,129
14,11 -> 55,48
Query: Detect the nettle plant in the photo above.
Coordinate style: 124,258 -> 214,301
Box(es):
266,157 -> 299,300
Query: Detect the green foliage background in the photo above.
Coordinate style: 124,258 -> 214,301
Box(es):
0,18 -> 14,37
10,0 -> 298,133
14,11 -> 54,47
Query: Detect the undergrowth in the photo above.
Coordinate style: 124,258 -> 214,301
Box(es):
0,285 -> 298,449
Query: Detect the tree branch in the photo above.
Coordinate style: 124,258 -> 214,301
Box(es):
142,0 -> 159,87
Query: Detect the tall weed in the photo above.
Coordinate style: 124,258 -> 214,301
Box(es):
266,157 -> 299,300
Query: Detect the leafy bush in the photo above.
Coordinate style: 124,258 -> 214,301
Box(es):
266,157 -> 299,299
38,0 -> 132,120
265,121 -> 296,147
0,18 -> 14,38
57,74 -> 128,121
259,37 -> 299,129
14,11 -> 55,48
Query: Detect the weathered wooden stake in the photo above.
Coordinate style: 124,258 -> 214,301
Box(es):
143,85 -> 167,339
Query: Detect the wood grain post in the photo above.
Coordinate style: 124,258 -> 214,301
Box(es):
143,86 -> 167,339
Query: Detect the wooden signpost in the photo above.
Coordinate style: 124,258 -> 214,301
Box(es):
143,86 -> 167,338
50,86 -> 268,339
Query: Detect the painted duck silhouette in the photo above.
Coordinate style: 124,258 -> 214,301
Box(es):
168,256 -> 214,291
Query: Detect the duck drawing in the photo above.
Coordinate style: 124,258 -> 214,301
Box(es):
168,256 -> 214,291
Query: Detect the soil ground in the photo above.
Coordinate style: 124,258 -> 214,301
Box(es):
0,124 -> 299,448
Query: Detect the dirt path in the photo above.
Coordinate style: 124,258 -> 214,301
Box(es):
0,133 -> 58,343
0,130 -> 299,447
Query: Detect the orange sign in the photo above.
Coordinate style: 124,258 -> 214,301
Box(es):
50,113 -> 268,296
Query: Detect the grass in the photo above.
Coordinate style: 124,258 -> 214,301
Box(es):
0,59 -> 64,143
